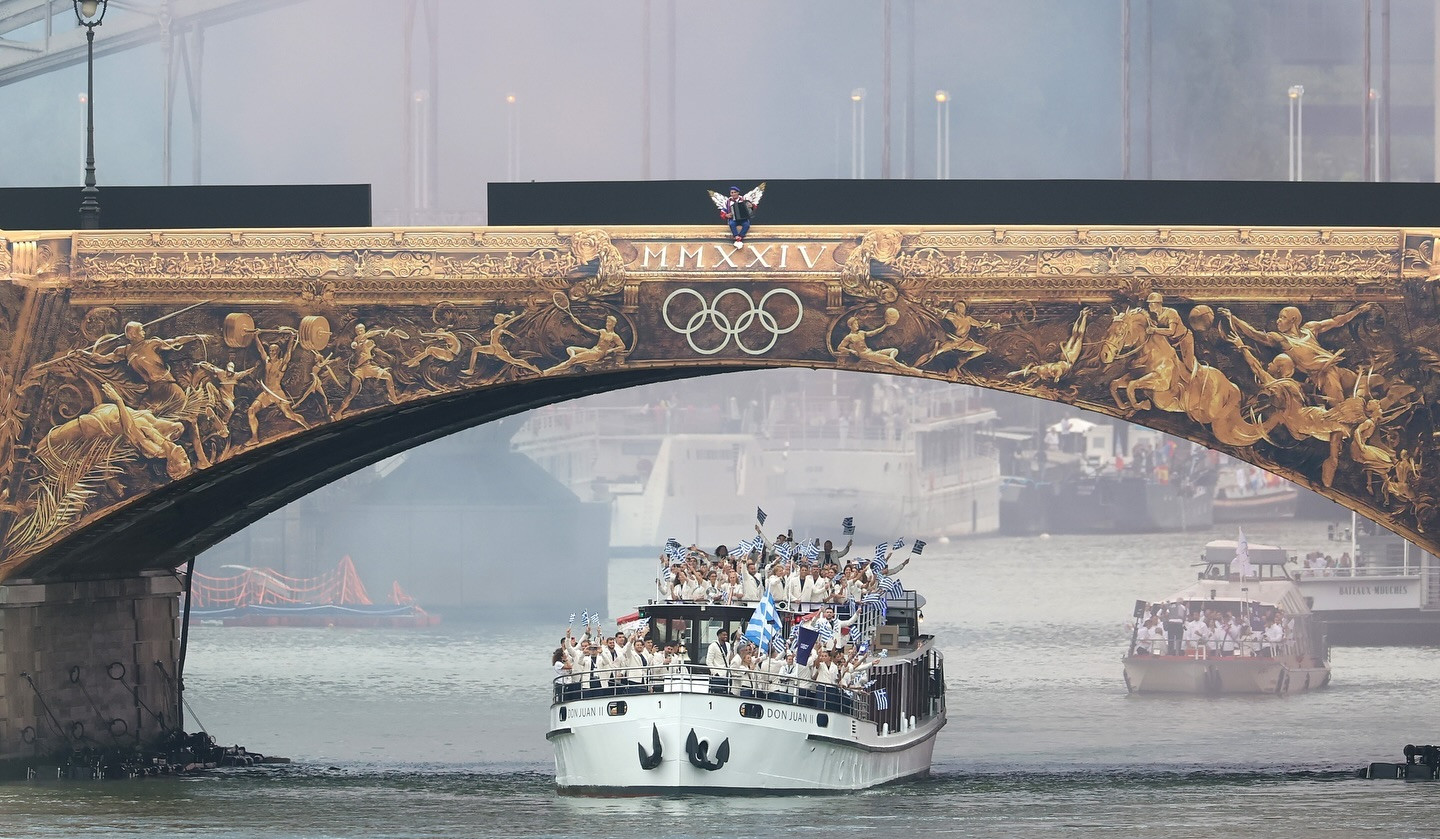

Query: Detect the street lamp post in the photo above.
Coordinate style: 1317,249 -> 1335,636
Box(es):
934,90 -> 950,179
851,88 -> 865,179
1287,84 -> 1304,182
74,0 -> 108,230
506,94 -> 518,182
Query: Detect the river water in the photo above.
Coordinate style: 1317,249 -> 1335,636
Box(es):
5,519 -> 1440,837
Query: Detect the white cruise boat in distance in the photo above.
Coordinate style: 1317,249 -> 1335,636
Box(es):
547,593 -> 946,794
1123,539 -> 1331,695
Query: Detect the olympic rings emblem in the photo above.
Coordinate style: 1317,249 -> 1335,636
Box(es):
662,287 -> 804,356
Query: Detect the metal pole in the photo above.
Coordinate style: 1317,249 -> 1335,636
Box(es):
935,96 -> 942,179
1372,89 -> 1380,180
1144,0 -> 1152,178
944,99 -> 950,178
1290,89 -> 1301,180
860,97 -> 866,179
1297,87 -> 1303,182
79,23 -> 99,229
1382,0 -> 1391,180
1364,0 -> 1373,181
882,0 -> 892,179
641,0 -> 651,179
176,555 -> 197,730
666,1 -> 676,178
1121,0 -> 1130,178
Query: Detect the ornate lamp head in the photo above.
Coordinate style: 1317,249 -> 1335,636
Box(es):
74,0 -> 108,27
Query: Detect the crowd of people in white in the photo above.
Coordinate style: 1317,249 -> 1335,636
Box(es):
655,524 -> 914,610
550,523 -> 920,712
553,618 -> 883,712
1130,601 -> 1294,658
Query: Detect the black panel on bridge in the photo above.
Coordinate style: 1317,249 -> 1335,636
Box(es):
0,184 -> 372,230
488,179 -> 1440,227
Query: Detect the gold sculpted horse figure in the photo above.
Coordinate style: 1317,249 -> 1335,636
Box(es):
1099,307 -> 1263,447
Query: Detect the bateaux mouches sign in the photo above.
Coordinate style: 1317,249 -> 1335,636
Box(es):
1303,579 -> 1420,611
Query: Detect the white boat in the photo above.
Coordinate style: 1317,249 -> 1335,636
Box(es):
548,594 -> 946,793
1296,517 -> 1440,645
1122,539 -> 1331,695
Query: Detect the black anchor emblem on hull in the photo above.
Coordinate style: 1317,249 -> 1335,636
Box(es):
638,723 -> 663,770
685,728 -> 731,771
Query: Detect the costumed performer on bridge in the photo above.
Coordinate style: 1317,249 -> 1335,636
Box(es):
709,183 -> 766,249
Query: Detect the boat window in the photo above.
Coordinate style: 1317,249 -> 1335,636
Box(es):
607,701 -> 628,717
558,707 -> 567,722
816,713 -> 829,728
739,703 -> 763,719
694,618 -> 734,648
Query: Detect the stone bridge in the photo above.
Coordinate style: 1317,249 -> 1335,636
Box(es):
1,221 -> 1439,759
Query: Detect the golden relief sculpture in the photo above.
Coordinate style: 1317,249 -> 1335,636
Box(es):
0,224 -> 1436,580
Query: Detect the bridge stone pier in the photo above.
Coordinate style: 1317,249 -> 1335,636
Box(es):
1,221 -> 1439,758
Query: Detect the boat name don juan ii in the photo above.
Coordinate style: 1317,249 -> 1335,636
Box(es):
547,529 -> 947,794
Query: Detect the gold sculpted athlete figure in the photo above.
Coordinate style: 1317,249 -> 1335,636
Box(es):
835,308 -> 913,373
1007,308 -> 1091,384
462,312 -> 541,377
246,330 -> 311,445
41,382 -> 192,480
1220,302 -> 1380,405
543,312 -> 628,375
335,323 -> 401,419
916,301 -> 998,376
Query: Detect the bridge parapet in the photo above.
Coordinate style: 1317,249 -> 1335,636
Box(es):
0,224 -> 1436,580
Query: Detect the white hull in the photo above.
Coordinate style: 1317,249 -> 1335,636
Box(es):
1123,654 -> 1330,695
549,686 -> 943,793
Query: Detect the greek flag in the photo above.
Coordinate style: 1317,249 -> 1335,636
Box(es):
756,507 -> 768,525
736,536 -> 759,555
873,543 -> 889,564
1234,526 -> 1255,579
775,541 -> 796,561
664,538 -> 685,561
877,573 -> 904,600
568,613 -> 576,624
800,540 -> 821,563
861,590 -> 888,619
745,591 -> 781,650
912,540 -> 926,555
842,516 -> 855,536
579,610 -> 590,627
662,564 -> 675,584
816,618 -> 834,644
874,688 -> 889,710
589,612 -> 601,627
892,538 -> 905,551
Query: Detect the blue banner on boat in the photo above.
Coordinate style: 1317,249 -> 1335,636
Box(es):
793,625 -> 820,665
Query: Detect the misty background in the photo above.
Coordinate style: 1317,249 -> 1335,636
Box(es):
0,0 -> 1429,614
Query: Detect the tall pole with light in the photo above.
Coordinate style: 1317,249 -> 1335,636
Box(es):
75,0 -> 108,230
506,94 -> 518,182
1287,84 -> 1304,182
934,90 -> 949,179
851,88 -> 865,179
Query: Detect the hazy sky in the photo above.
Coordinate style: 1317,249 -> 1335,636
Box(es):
4,0 -> 1436,223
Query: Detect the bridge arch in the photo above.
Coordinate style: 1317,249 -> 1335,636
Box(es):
0,222 -> 1436,584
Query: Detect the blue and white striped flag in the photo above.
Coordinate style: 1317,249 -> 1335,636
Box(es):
842,516 -> 855,536
861,590 -> 888,619
775,541 -> 796,561
877,573 -> 904,600
589,612 -> 601,628
568,613 -> 576,625
662,565 -> 675,584
873,543 -> 888,564
745,590 -> 781,650
912,540 -> 926,555
664,538 -> 685,561
580,610 -> 590,627
817,619 -> 834,644
874,688 -> 889,710
735,536 -> 758,555
800,540 -> 821,563
756,507 -> 768,525
892,538 -> 905,551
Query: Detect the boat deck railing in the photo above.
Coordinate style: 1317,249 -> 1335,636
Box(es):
1296,563 -> 1419,578
1128,640 -> 1300,660
553,664 -> 879,723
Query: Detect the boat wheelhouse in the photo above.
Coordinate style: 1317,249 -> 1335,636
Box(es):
547,592 -> 946,794
1122,539 -> 1330,695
